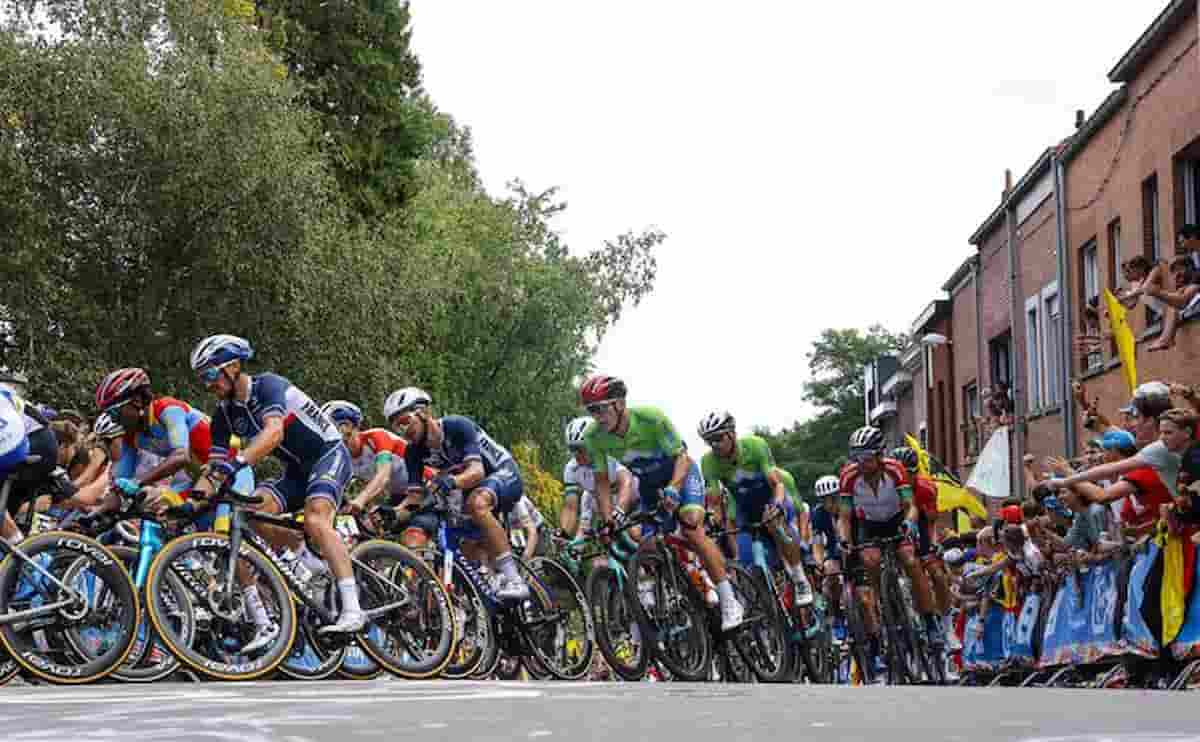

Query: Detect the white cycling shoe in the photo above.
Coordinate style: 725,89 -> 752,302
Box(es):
242,621 -> 280,654
319,609 -> 366,635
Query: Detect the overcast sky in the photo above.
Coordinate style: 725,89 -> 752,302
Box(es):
410,1 -> 1168,451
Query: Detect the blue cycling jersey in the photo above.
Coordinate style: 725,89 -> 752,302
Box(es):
404,415 -> 517,482
210,373 -> 341,468
810,504 -> 838,548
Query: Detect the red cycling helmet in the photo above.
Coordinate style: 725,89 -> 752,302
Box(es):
580,374 -> 627,405
95,368 -> 150,411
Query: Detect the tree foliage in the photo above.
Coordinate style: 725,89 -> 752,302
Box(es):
759,325 -> 906,501
0,0 -> 664,470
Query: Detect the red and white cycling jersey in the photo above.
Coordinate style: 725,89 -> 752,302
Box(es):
349,428 -> 410,497
838,458 -> 910,523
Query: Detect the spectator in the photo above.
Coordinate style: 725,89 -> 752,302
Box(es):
1119,255 -> 1166,319
1146,255 -> 1200,352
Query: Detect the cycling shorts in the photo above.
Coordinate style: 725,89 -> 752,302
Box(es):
847,511 -> 906,586
735,497 -> 799,569
261,441 -> 351,513
4,428 -> 58,517
638,460 -> 704,536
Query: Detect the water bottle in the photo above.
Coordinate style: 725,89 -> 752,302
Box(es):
213,503 -> 231,535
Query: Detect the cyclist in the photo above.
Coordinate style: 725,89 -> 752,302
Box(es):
579,375 -> 744,631
837,425 -> 937,671
0,386 -> 70,545
561,417 -> 638,539
190,334 -> 361,650
95,367 -> 242,519
891,445 -> 951,647
384,386 -> 531,601
322,400 -> 410,517
810,475 -> 843,629
509,494 -> 548,561
697,410 -> 814,607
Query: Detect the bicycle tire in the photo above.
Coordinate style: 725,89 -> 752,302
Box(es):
413,548 -> 494,680
796,621 -> 833,684
336,623 -> 385,679
586,564 -> 649,681
527,556 -> 595,680
105,545 -> 194,683
628,547 -> 712,681
278,602 -> 347,681
878,564 -> 919,684
843,582 -> 874,685
0,532 -> 140,684
726,564 -> 790,683
144,532 -> 297,681
351,539 -> 455,679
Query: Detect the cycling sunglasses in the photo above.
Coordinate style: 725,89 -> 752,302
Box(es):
197,366 -> 223,384
585,400 -> 618,416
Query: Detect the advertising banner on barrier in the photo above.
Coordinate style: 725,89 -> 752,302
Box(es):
1007,592 -> 1040,666
1170,544 -> 1200,660
963,605 -> 1007,671
1121,546 -> 1159,658
1038,559 -> 1123,667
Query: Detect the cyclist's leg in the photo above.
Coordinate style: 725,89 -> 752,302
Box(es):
766,499 -> 814,604
297,444 -> 362,630
674,461 -> 742,628
897,540 -> 936,616
466,470 -> 528,598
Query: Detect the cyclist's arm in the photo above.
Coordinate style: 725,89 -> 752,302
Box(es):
560,489 -> 580,535
837,501 -> 852,546
766,467 -> 789,509
240,414 -> 284,466
667,451 -> 691,492
593,467 -> 613,522
135,407 -> 192,485
797,506 -> 812,544
357,452 -> 395,507
614,467 -> 636,512
520,519 -> 539,561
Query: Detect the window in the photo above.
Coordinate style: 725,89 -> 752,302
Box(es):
1144,174 -> 1160,262
962,382 -> 979,458
1184,159 -> 1200,226
918,424 -> 928,451
1025,301 -> 1041,410
1045,290 -> 1063,406
1108,219 -> 1123,289
1079,239 -> 1102,370
989,332 -> 1012,390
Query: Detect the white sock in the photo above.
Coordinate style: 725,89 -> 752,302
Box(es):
242,586 -> 270,627
716,579 -> 735,608
785,562 -> 810,587
495,552 -> 520,581
298,545 -> 329,574
337,577 -> 361,615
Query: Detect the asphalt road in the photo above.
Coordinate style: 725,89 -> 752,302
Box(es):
0,679 -> 1197,742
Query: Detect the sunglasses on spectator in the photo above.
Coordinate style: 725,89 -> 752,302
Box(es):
586,400 -> 618,416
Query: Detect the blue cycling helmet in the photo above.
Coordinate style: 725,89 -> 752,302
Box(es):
190,334 -> 254,372
321,400 -> 364,428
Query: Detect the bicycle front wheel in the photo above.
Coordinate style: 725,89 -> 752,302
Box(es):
527,556 -> 595,680
145,532 -> 297,681
726,564 -> 790,683
351,539 -> 455,679
587,564 -> 649,681
629,547 -> 712,681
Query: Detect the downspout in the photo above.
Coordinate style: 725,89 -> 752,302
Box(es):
1053,154 -> 1077,459
1006,204 -> 1025,498
974,254 -> 985,462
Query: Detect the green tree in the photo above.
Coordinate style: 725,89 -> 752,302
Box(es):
759,325 -> 906,501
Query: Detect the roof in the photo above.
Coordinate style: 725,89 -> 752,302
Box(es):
941,255 -> 978,294
1108,0 -> 1194,83
1060,86 -> 1129,164
910,299 -> 951,337
968,148 -> 1055,245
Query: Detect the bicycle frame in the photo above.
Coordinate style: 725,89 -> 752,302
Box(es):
0,478 -> 89,625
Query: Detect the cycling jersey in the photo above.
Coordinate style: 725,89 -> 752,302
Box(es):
209,373 -> 349,513
510,495 -> 545,530
702,435 -> 789,526
0,390 -> 59,514
114,397 -> 213,488
403,415 -> 516,481
562,456 -> 624,496
810,504 -> 840,560
838,458 -> 912,523
912,473 -> 938,515
210,373 -> 342,468
348,428 -> 409,496
0,390 -> 30,475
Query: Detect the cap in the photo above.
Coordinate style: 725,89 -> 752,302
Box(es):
1101,429 -> 1136,451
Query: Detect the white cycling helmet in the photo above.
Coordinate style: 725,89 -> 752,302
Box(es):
92,413 -> 126,441
565,417 -> 591,448
697,410 -> 735,439
383,387 -> 431,421
814,475 -> 839,498
848,425 -> 885,453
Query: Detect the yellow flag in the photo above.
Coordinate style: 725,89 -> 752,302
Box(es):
904,433 -> 931,478
1103,288 -> 1137,395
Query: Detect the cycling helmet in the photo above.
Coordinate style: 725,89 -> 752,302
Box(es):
814,475 -> 840,498
579,374 -> 627,405
383,387 -> 432,420
565,417 -> 592,448
95,368 -> 151,410
92,412 -> 126,441
321,400 -> 363,428
891,446 -> 919,471
189,334 -> 253,372
696,410 -> 736,439
848,425 -> 885,453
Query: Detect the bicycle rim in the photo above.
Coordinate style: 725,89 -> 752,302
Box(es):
144,532 -> 296,681
630,549 -> 711,681
278,603 -> 347,681
0,533 -> 139,684
107,546 -> 193,683
727,565 -> 789,683
586,565 -> 648,681
526,556 -> 594,680
353,540 -> 455,679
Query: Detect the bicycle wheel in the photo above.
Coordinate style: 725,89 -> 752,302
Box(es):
278,596 -> 347,681
351,539 -> 455,679
629,547 -> 712,681
880,570 -> 920,684
795,619 -> 834,684
0,532 -> 139,684
726,564 -> 790,683
527,556 -> 595,680
102,546 -> 194,683
337,624 -> 385,679
586,564 -> 649,681
843,582 -> 874,685
145,532 -> 297,681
